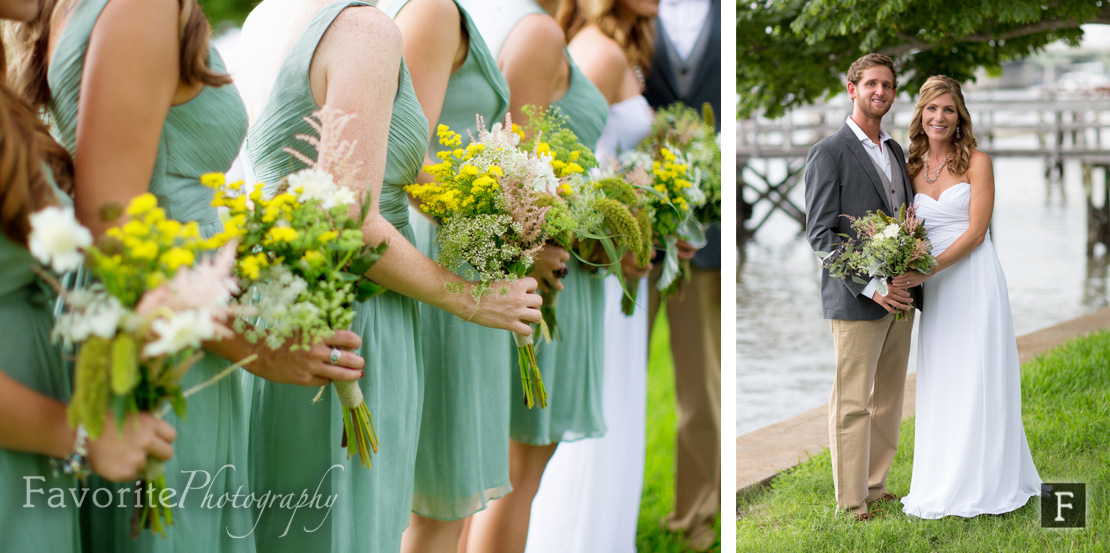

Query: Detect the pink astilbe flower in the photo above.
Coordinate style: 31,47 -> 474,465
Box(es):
284,107 -> 366,202
135,243 -> 240,338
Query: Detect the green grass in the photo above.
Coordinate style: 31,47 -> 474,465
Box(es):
737,330 -> 1110,553
638,308 -> 722,552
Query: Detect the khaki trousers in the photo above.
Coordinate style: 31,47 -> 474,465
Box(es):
649,265 -> 721,534
828,312 -> 914,515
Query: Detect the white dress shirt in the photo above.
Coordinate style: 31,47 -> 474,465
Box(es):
659,0 -> 712,61
844,116 -> 896,299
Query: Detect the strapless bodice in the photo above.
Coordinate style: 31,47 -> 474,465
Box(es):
914,182 -> 989,254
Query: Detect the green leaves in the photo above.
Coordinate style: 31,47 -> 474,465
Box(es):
737,0 -> 1108,117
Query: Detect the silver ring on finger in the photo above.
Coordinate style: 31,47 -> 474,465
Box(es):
329,347 -> 342,365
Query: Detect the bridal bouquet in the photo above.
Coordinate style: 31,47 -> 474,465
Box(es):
30,194 -> 243,537
406,114 -> 575,409
201,107 -> 388,468
642,102 -> 721,225
818,204 -> 937,321
619,146 -> 706,314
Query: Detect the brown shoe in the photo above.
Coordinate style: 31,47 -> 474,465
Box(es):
867,492 -> 902,506
854,509 -> 886,522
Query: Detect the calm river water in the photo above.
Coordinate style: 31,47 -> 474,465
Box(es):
736,153 -> 1110,436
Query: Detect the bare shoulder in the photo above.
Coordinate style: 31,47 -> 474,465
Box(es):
97,0 -> 178,38
506,13 -> 565,53
321,4 -> 402,62
570,28 -> 626,69
968,149 -> 992,168
394,0 -> 459,21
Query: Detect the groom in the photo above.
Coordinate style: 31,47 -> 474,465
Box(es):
803,53 -> 922,520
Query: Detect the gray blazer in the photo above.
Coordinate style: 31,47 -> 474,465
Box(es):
804,123 -> 923,320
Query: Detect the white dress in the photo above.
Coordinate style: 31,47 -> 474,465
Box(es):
901,182 -> 1042,518
524,95 -> 654,553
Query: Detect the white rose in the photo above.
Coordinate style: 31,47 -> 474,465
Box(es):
28,206 -> 92,273
882,224 -> 901,239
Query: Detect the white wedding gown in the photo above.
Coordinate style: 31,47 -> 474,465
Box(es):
524,95 -> 654,553
901,182 -> 1042,518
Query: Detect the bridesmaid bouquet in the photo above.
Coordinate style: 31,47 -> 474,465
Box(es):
406,114 -> 574,409
29,194 -> 245,537
519,106 -> 650,340
201,107 -> 388,468
618,146 -> 707,314
643,102 -> 722,225
818,204 -> 938,321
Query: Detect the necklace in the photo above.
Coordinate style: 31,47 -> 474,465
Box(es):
923,153 -> 950,184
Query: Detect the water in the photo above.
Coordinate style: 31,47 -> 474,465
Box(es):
735,151 -> 1110,437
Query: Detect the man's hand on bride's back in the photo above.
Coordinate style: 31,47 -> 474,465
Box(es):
872,283 -> 913,313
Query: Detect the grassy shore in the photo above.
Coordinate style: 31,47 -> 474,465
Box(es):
736,330 -> 1110,553
639,308 -> 722,552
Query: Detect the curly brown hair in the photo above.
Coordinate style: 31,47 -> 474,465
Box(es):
907,75 -> 977,178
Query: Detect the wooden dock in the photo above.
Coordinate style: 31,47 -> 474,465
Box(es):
737,93 -> 1110,251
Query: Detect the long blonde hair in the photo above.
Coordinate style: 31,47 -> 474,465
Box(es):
556,0 -> 655,76
10,0 -> 231,112
907,75 -> 977,178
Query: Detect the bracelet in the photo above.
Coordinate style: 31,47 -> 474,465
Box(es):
53,424 -> 91,481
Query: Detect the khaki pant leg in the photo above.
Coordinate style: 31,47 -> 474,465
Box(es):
663,267 -> 721,532
828,315 -> 897,514
866,311 -> 913,500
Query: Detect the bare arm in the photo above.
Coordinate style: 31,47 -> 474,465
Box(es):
0,369 -> 176,482
70,0 -> 179,237
567,27 -> 627,105
312,8 -> 540,334
499,14 -> 567,126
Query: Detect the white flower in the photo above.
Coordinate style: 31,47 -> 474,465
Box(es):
290,168 -> 339,206
28,206 -> 92,272
54,289 -> 123,344
144,309 -> 216,357
331,186 -> 357,208
881,224 -> 901,239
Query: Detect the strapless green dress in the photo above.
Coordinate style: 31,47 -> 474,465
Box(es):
243,1 -> 429,550
47,0 -> 252,550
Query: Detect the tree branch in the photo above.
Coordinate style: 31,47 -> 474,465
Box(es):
881,5 -> 1110,58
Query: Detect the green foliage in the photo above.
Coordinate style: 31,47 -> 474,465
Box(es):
198,0 -> 255,26
110,333 -> 139,395
69,336 -> 111,437
737,0 -> 1109,118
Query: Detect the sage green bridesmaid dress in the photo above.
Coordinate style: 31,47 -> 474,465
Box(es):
0,173 -> 79,552
463,0 -> 610,445
47,0 -> 252,550
383,0 -> 514,521
243,1 -> 429,550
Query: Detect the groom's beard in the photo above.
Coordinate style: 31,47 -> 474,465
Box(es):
854,95 -> 892,121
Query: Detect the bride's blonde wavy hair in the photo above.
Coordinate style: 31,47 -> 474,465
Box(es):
907,75 -> 977,178
555,0 -> 655,76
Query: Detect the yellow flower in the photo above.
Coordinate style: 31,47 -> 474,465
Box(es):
240,253 -> 268,281
200,173 -> 225,189
266,226 -> 299,244
156,219 -> 182,239
131,240 -> 159,260
557,183 -> 573,196
488,165 -> 503,178
126,193 -> 158,216
122,219 -> 151,239
181,221 -> 200,239
318,230 -> 339,243
301,250 -> 325,268
159,247 -> 195,271
146,272 -> 166,290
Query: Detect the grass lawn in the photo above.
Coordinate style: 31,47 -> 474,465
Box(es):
638,308 -> 722,552
736,330 -> 1110,553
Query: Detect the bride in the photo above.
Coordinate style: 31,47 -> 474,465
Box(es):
893,75 -> 1041,518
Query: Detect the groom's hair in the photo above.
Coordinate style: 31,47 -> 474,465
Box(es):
847,53 -> 898,89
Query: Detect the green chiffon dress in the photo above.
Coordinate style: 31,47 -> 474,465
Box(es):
463,0 -> 610,445
243,2 -> 429,550
382,0 -> 514,520
0,175 -> 79,553
46,0 -> 253,550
